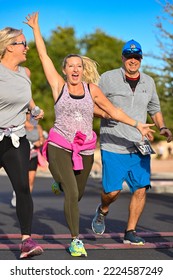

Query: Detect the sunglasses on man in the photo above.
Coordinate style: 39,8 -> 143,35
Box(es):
122,48 -> 142,60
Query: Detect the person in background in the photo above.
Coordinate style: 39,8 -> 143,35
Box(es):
91,39 -> 172,245
0,26 -> 44,258
11,112 -> 46,207
26,112 -> 46,191
25,12 -> 155,258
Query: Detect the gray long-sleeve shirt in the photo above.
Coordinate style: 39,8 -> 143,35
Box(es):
99,67 -> 161,154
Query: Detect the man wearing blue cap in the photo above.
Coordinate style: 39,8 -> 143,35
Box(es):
92,39 -> 172,244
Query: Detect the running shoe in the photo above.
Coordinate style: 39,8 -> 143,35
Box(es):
11,191 -> 16,208
69,238 -> 87,257
20,237 -> 44,259
91,204 -> 108,235
123,230 -> 145,245
51,181 -> 63,195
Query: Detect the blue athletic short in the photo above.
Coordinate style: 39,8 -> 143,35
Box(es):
101,150 -> 151,193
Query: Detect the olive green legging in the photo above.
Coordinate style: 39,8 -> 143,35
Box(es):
48,144 -> 94,237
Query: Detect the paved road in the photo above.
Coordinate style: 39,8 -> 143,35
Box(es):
0,172 -> 172,261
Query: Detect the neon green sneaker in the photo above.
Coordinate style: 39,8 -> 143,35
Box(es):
69,238 -> 87,257
51,181 -> 63,195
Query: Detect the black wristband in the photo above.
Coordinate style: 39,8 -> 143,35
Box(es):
160,127 -> 167,131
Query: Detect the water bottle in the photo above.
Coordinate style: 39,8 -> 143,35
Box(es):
30,106 -> 41,126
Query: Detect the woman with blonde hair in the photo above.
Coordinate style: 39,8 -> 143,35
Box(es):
25,12 -> 154,258
0,26 -> 44,259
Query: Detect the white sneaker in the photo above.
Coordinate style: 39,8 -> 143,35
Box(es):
11,191 -> 16,207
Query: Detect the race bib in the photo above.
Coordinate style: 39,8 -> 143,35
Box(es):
134,139 -> 156,155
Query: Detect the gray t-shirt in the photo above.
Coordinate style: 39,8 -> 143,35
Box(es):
99,67 -> 161,154
0,63 -> 31,136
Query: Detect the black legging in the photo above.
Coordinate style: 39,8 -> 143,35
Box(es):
0,136 -> 33,235
48,144 -> 94,237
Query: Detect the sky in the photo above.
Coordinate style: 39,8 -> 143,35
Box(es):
0,0 -> 170,68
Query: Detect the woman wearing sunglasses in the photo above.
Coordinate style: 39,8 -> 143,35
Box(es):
0,27 -> 44,259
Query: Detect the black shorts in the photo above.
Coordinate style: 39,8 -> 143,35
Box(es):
29,156 -> 38,171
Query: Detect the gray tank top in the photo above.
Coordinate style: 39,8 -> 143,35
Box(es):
53,82 -> 94,155
54,82 -> 94,141
0,63 -> 32,136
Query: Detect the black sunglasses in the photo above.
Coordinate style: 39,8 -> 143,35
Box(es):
11,41 -> 27,48
125,56 -> 141,61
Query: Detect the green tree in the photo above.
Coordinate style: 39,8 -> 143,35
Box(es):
152,0 -> 173,139
79,29 -> 124,74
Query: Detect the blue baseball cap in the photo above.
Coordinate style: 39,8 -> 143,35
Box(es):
122,39 -> 143,59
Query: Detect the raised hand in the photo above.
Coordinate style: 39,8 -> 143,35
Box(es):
23,12 -> 39,29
